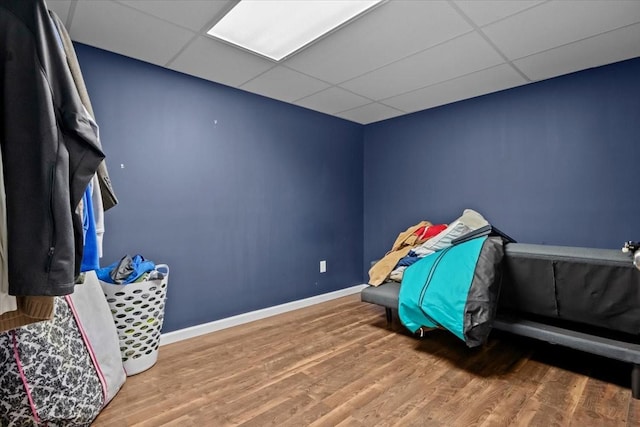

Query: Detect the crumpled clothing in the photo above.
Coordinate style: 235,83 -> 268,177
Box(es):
397,253 -> 420,267
96,254 -> 156,284
414,224 -> 448,241
389,266 -> 407,282
133,270 -> 165,283
368,221 -> 432,286
386,209 -> 489,283
413,209 -> 489,257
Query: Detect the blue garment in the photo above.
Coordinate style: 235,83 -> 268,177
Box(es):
397,254 -> 420,267
97,255 -> 156,284
80,182 -> 99,272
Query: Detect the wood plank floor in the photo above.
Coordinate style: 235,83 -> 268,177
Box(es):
93,294 -> 640,426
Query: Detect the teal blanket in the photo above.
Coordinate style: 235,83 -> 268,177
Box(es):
398,236 -> 504,347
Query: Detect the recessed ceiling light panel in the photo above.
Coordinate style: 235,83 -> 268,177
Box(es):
207,0 -> 384,61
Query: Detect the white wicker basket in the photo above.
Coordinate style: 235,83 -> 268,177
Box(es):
100,264 -> 169,376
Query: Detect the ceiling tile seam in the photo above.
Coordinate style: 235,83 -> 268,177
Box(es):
334,101 -> 406,117
163,34 -> 205,68
89,0 -> 199,68
164,1 -> 240,68
240,63 -> 378,105
111,0 -> 211,33
290,85 -> 375,106
364,20 -> 640,105
375,101 -> 408,114
289,86 -> 339,105
463,0 -> 552,28
282,64 -> 360,104
507,20 -> 640,73
65,0 -> 78,30
333,28 -> 476,87
279,66 -> 378,105
375,62 -> 520,104
334,102 -> 378,116
281,65 -> 345,92
447,0 -> 532,83
236,63 -> 287,88
162,34 -> 199,69
337,111 -> 399,125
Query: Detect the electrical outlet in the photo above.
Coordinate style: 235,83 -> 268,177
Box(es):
320,260 -> 326,273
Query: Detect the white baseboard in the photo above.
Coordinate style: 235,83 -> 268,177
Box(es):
160,284 -> 368,346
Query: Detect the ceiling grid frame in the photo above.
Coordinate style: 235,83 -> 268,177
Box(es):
46,0 -> 640,124
447,0 -> 533,82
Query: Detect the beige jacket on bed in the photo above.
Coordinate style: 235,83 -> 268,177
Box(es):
368,221 -> 432,286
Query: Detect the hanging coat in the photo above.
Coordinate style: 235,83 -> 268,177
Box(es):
0,0 -> 105,296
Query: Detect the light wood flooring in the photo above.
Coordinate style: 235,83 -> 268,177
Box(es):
93,294 -> 640,426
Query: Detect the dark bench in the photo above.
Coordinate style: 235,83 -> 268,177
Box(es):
361,242 -> 640,399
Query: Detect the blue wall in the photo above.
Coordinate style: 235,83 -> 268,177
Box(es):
75,44 -> 364,333
77,42 -> 640,331
364,57 -> 640,273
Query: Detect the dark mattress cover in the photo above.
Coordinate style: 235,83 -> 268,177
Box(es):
500,243 -> 640,335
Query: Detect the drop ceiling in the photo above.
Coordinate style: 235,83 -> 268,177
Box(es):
47,0 -> 640,125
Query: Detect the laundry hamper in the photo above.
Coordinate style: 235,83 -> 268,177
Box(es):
100,264 -> 169,376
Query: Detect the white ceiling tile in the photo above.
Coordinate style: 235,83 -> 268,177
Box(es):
339,32 -> 504,100
337,103 -> 405,124
240,67 -> 330,103
514,23 -> 640,81
169,36 -> 274,88
46,0 -> 73,24
117,0 -> 233,32
483,0 -> 640,60
284,0 -> 472,84
295,87 -> 371,115
454,0 -> 544,27
70,1 -> 195,66
383,64 -> 527,113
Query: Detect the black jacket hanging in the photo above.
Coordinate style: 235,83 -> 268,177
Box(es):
0,0 -> 105,296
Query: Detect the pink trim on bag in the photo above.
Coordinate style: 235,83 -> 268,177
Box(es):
11,330 -> 41,424
65,295 -> 108,406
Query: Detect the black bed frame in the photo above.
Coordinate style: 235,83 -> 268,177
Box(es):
362,282 -> 640,399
